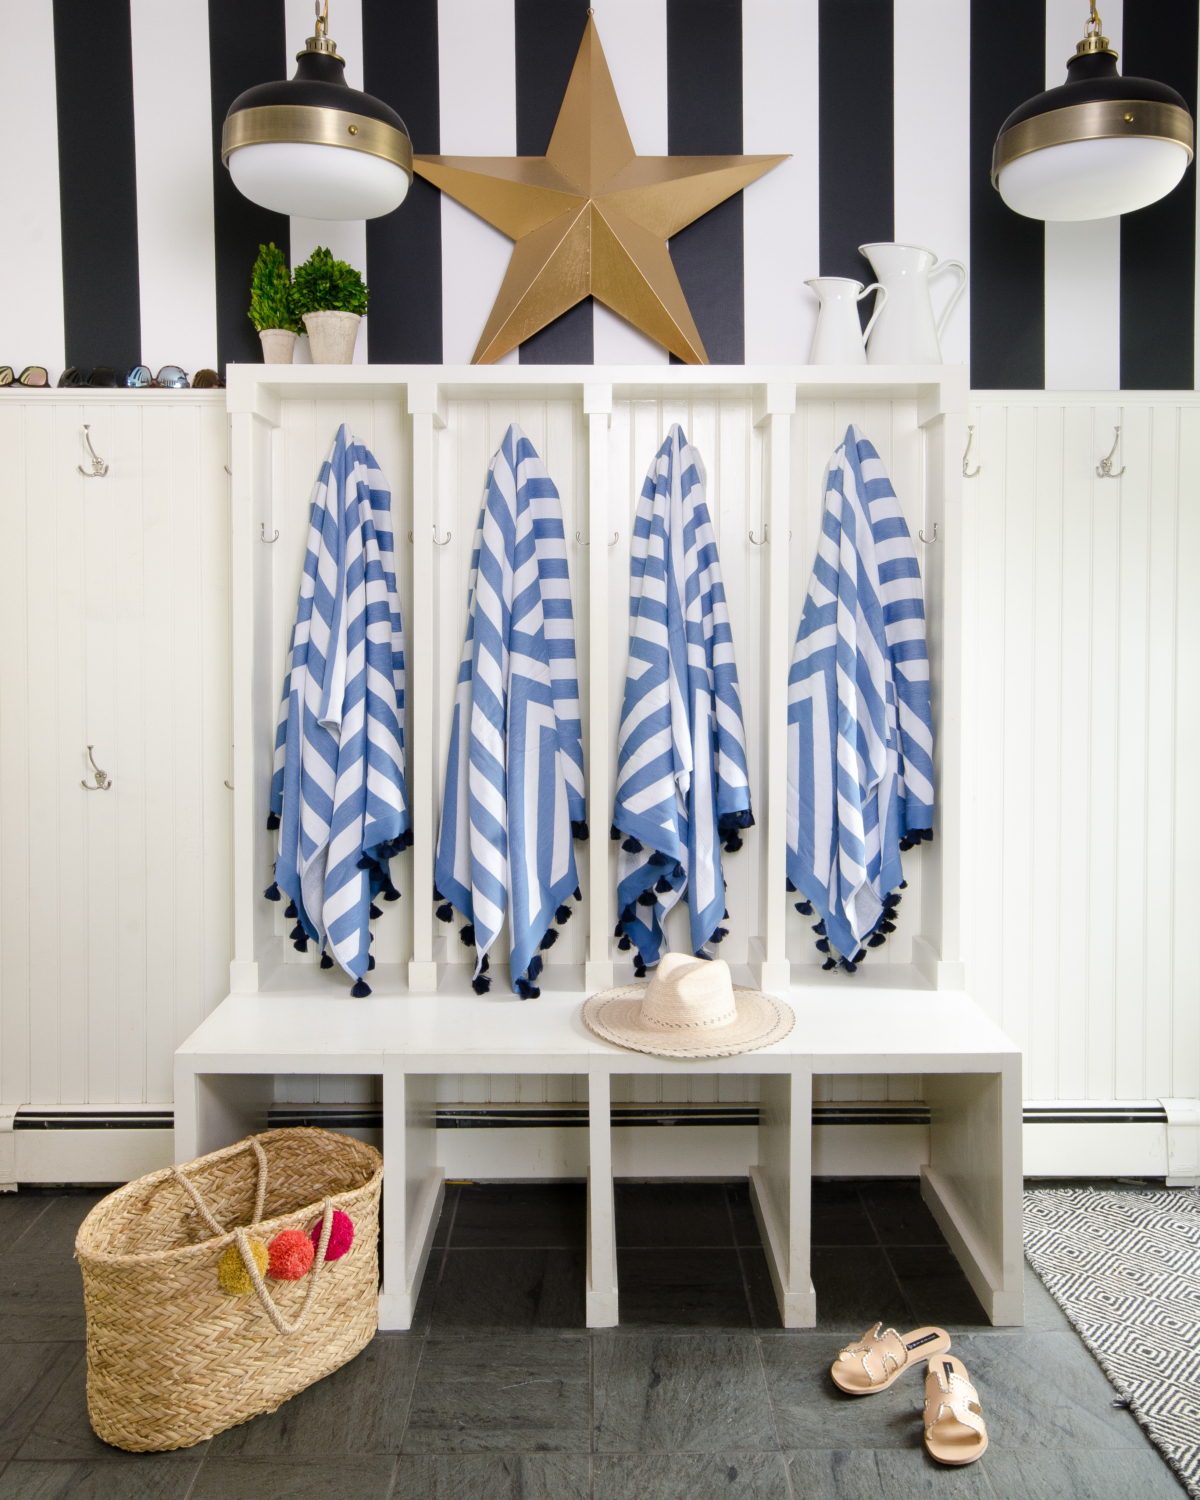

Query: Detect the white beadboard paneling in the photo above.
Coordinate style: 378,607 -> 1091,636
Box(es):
742,0 -> 820,364
1174,409 -> 1200,1096
129,0 -> 219,375
893,0 -> 972,369
438,0 -> 519,367
0,395 -> 231,1107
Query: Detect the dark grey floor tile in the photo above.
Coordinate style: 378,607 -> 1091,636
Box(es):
742,1247 -> 784,1330
614,1184 -> 735,1249
809,1247 -> 911,1332
208,1336 -> 422,1456
811,1183 -> 879,1247
760,1336 -> 925,1450
593,1333 -> 777,1453
1018,1262 -> 1072,1334
432,1185 -> 459,1248
397,1453 -> 590,1499
0,1344 -> 83,1460
190,1455 -> 396,1499
616,1248 -> 751,1329
785,1448 -> 994,1497
14,1360 -> 205,1462
430,1248 -> 585,1331
0,1196 -> 55,1256
450,1183 -> 586,1248
0,1459 -> 203,1499
949,1332 -> 1157,1451
403,1334 -> 590,1453
886,1246 -> 989,1329
724,1182 -> 764,1246
0,1198 -> 102,1320
595,1452 -> 792,1499
982,1447 -> 1187,1498
0,1316 -> 86,1345
857,1182 -> 946,1247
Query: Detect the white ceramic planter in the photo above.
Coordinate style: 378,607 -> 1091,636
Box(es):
303,310 -> 360,364
259,329 -> 297,364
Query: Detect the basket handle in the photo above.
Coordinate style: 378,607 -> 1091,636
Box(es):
170,1135 -> 268,1238
232,1198 -> 336,1337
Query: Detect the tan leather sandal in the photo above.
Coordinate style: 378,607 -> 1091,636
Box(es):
923,1356 -> 989,1464
830,1322 -> 951,1394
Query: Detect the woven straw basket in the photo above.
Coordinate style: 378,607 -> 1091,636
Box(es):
75,1127 -> 383,1452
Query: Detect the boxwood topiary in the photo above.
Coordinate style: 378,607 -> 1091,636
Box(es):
291,247 -> 369,318
248,243 -> 300,333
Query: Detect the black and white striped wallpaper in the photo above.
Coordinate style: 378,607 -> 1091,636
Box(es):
6,1 -> 1198,388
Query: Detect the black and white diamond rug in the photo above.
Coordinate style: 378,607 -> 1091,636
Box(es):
1025,1187 -> 1200,1498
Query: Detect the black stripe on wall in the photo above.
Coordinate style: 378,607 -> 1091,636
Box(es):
208,0 -> 289,374
52,0 -> 141,374
1120,0 -> 1198,390
516,0 -> 592,364
667,0 -> 744,365
364,0 -> 442,364
817,0 -> 893,308
970,0 -> 1045,389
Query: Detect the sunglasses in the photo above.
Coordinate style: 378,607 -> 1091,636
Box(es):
192,369 -> 225,389
58,367 -> 120,388
126,365 -> 190,389
0,366 -> 49,388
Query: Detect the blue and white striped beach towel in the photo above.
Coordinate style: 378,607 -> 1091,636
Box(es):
265,425 -> 411,994
612,424 -> 752,971
786,424 -> 933,971
434,424 -> 586,996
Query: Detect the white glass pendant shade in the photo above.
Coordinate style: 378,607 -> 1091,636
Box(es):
992,14 -> 1193,223
998,135 -> 1191,221
221,15 -> 412,222
229,142 -> 409,220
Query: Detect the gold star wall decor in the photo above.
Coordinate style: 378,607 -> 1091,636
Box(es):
413,17 -> 787,363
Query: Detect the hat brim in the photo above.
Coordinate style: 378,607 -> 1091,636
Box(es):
581,983 -> 794,1059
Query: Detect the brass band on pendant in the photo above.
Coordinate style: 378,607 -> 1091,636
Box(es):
222,104 -> 414,178
992,98 -> 1194,182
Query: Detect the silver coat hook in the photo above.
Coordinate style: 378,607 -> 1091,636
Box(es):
433,526 -> 452,546
919,522 -> 938,544
223,780 -> 234,791
260,523 -> 280,543
962,425 -> 980,478
576,530 -> 618,546
224,465 -> 232,476
749,525 -> 769,545
1097,426 -> 1126,478
77,425 -> 108,478
81,745 -> 112,791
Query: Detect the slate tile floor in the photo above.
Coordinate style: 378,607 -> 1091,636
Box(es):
0,1179 -> 1184,1499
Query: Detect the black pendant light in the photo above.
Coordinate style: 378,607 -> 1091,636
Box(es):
221,1 -> 412,221
992,2 -> 1193,221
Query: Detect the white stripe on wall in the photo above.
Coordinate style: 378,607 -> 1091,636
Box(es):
894,0 -> 972,369
439,0 -> 518,367
285,0 -> 369,364
743,0 -> 820,364
591,0 -> 669,364
1043,0 -> 1122,391
130,0 -> 219,377
0,0 -> 66,377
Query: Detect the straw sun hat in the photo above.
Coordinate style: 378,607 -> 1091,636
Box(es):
582,952 -> 795,1058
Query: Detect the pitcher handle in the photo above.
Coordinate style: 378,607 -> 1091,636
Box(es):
858,282 -> 888,344
932,260 -> 968,342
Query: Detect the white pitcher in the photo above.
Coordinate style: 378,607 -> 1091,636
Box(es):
805,277 -> 888,365
858,243 -> 967,365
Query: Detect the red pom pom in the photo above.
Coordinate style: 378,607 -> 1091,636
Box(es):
267,1228 -> 314,1281
310,1208 -> 354,1262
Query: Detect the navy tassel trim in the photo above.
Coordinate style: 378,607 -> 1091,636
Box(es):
854,949 -> 867,963
633,958 -> 646,979
622,836 -> 643,854
436,903 -> 454,923
815,939 -> 831,954
472,975 -> 491,995
367,955 -> 376,970
480,954 -> 490,973
571,820 -> 589,842
369,903 -> 383,920
718,810 -> 755,834
610,823 -> 621,841
460,923 -> 476,948
350,978 -> 371,997
617,936 -> 632,951
868,934 -> 887,947
822,957 -> 837,971
285,900 -> 298,919
266,812 -> 280,831
621,904 -> 636,923
655,876 -> 672,894
710,927 -> 728,944
812,920 -> 826,936
842,960 -> 858,974
539,928 -> 558,951
516,980 -> 541,999
900,879 -> 908,889
289,923 -> 305,941
556,905 -> 572,924
293,937 -> 308,953
433,885 -> 444,902
785,877 -> 796,892
320,952 -> 334,968
573,887 -> 582,902
264,883 -> 281,902
637,890 -> 657,907
723,835 -> 743,853
795,901 -> 814,916
528,955 -> 543,980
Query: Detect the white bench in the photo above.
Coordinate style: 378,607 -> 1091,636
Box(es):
174,979 -> 1023,1329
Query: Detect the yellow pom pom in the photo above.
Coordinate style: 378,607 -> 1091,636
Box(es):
218,1237 -> 268,1295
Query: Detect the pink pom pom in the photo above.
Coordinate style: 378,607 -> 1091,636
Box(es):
267,1228 -> 314,1281
310,1208 -> 354,1262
